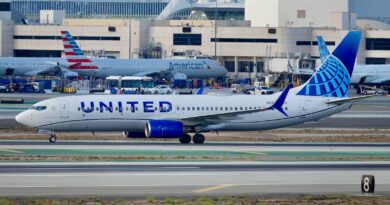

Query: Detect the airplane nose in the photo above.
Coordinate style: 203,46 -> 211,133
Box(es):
15,111 -> 30,127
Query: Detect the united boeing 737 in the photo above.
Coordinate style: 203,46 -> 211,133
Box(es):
16,32 -> 371,144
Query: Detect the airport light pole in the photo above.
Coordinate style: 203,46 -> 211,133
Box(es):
214,0 -> 218,59
348,0 -> 351,31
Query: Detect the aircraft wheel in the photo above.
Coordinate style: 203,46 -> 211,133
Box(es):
49,135 -> 57,143
193,133 -> 205,144
179,133 -> 191,144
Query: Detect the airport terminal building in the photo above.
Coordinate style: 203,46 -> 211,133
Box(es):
0,0 -> 389,79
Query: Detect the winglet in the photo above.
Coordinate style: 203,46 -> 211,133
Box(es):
272,84 -> 293,117
196,87 -> 205,95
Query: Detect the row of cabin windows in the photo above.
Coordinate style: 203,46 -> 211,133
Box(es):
77,106 -> 263,112
178,106 -> 259,111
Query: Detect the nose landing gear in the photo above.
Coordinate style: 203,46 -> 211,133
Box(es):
49,133 -> 57,143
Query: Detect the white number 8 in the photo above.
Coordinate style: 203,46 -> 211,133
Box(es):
363,177 -> 370,192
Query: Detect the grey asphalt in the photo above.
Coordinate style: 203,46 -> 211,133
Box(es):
0,162 -> 390,197
2,140 -> 390,147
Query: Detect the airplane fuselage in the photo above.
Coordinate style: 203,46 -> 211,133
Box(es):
0,57 -> 227,78
350,64 -> 390,85
0,57 -> 66,76
15,91 -> 349,133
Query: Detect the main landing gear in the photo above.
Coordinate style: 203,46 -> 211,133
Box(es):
179,133 -> 205,144
48,133 -> 57,143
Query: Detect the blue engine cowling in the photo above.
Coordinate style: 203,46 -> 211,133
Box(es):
122,131 -> 147,138
145,120 -> 184,138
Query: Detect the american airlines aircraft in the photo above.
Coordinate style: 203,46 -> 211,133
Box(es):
318,36 -> 390,85
60,31 -> 227,79
0,31 -> 227,79
0,58 -> 77,77
16,32 -> 371,144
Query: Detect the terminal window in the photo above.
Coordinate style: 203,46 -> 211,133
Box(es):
173,34 -> 202,46
366,58 -> 387,64
0,3 -> 10,11
211,38 -> 277,43
366,38 -> 390,50
297,10 -> 306,18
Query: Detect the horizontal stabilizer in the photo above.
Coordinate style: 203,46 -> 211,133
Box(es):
271,84 -> 292,117
326,95 -> 378,105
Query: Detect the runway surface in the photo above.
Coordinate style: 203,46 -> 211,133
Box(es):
1,93 -> 389,197
0,142 -> 390,197
2,140 -> 390,147
0,161 -> 390,197
1,141 -> 390,156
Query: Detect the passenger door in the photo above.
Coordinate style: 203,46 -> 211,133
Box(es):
60,100 -> 69,119
299,100 -> 311,116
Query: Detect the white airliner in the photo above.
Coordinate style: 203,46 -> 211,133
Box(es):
0,57 -> 77,77
318,36 -> 390,85
16,32 -> 371,144
0,31 -> 227,79
61,31 -> 228,79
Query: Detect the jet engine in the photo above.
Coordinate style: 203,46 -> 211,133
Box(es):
145,120 -> 184,138
173,73 -> 187,80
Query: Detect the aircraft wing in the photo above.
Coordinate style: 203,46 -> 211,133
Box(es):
133,67 -> 175,77
133,71 -> 157,77
325,95 -> 378,105
44,61 -> 79,77
24,66 -> 63,76
179,84 -> 293,124
133,68 -> 188,80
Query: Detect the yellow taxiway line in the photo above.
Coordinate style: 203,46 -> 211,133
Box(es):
192,184 -> 234,193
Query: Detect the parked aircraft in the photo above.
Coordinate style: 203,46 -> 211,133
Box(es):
61,31 -> 227,79
16,32 -> 372,144
317,35 -> 390,85
0,57 -> 77,77
0,32 -> 227,79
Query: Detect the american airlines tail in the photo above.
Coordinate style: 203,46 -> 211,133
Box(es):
296,31 -> 362,98
60,31 -> 98,70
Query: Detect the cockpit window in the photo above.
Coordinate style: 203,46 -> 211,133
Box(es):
33,106 -> 47,111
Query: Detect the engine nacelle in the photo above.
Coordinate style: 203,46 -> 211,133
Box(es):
122,131 -> 147,138
173,73 -> 187,80
145,120 -> 183,138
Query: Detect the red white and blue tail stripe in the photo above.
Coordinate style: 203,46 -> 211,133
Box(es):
61,31 -> 98,70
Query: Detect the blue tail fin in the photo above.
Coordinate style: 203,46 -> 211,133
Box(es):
296,31 -> 362,98
317,36 -> 330,63
332,31 -> 362,77
196,87 -> 205,95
